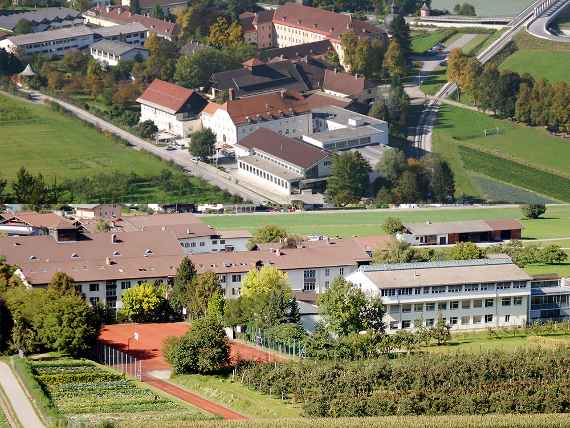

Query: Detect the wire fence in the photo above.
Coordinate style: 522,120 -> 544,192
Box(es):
237,330 -> 305,359
93,342 -> 142,380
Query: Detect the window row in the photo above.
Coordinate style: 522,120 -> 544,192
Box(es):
390,313 -> 514,330
388,297 -> 523,314
380,281 -> 528,296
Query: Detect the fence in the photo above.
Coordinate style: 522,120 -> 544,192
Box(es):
237,331 -> 305,359
93,342 -> 142,380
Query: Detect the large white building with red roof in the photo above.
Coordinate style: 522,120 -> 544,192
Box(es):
137,79 -> 208,138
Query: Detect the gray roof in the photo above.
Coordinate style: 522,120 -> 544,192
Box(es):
6,25 -> 95,46
95,22 -> 148,37
312,105 -> 386,128
307,124 -> 380,143
90,39 -> 147,56
239,155 -> 303,181
0,7 -> 79,31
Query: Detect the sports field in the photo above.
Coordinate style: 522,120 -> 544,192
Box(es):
432,105 -> 570,202
499,50 -> 570,83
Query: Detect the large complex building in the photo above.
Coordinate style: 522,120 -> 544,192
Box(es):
0,7 -> 82,33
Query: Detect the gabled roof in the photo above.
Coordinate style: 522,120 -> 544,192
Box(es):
262,40 -> 333,61
323,69 -> 374,97
2,212 -> 76,230
236,128 -> 330,169
90,39 -> 147,56
0,7 -> 80,31
137,79 -> 201,114
403,219 -> 523,236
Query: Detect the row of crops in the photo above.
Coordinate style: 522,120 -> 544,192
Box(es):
30,359 -> 209,426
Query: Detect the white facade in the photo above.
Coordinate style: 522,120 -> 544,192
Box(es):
139,104 -> 201,138
178,235 -> 250,254
74,204 -> 121,220
79,276 -> 169,309
90,44 -> 148,66
0,30 -> 95,57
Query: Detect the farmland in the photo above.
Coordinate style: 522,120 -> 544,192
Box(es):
29,358 -> 209,426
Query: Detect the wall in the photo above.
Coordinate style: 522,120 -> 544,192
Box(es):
178,236 -> 249,254
140,104 -> 185,137
237,160 -> 292,195
79,276 -> 169,309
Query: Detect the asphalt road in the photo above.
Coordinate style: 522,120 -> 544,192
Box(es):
527,0 -> 570,42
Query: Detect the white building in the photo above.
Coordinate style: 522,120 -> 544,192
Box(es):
137,79 -> 208,138
90,39 -> 148,66
346,258 -> 533,332
72,204 -> 122,220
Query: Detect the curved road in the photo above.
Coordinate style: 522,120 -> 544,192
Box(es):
527,0 -> 570,42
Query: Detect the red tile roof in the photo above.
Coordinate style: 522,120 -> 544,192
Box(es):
3,212 -> 76,230
323,69 -> 372,97
137,79 -> 197,114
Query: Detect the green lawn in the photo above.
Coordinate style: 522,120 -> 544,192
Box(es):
420,67 -> 448,96
430,0 -> 534,16
432,104 -> 570,201
499,50 -> 570,83
170,374 -> 301,418
203,204 -> 570,240
0,408 -> 8,428
411,29 -> 454,53
461,33 -> 491,54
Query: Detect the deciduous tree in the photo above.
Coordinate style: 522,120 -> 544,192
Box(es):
120,282 -> 169,323
326,152 -> 371,206
190,128 -> 216,160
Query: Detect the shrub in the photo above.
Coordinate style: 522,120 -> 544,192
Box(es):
265,323 -> 307,345
521,204 -> 546,219
382,217 -> 404,235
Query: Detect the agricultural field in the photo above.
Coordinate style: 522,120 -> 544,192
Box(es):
171,374 -> 301,418
30,359 -> 210,426
432,104 -> 570,202
430,0 -> 534,16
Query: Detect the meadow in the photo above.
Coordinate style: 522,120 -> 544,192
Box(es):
0,408 -> 8,428
430,0 -> 534,16
411,29 -> 455,53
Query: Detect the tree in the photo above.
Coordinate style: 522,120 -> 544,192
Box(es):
382,217 -> 404,235
250,225 -> 288,246
0,48 -> 22,76
95,219 -> 111,233
120,282 -> 169,323
431,313 -> 450,345
14,19 -> 33,35
206,290 -> 225,321
383,39 -> 406,77
326,152 -> 371,206
190,129 -> 216,160
208,17 -> 244,48
539,245 -> 568,265
165,316 -> 230,374
112,83 -> 141,108
11,167 -> 52,210
521,204 -> 546,219
318,277 -> 384,336
151,4 -> 165,19
47,70 -> 64,91
130,0 -> 141,14
241,266 -> 289,299
393,170 -> 419,202
340,31 -> 358,71
138,120 -> 158,139
0,176 -> 8,203
288,297 -> 301,324
376,148 -> 406,183
174,48 -> 244,88
454,2 -> 476,15
447,242 -> 485,260
170,257 -> 197,314
429,157 -> 455,202
368,98 -> 389,122
186,272 -> 222,319
48,272 -> 78,296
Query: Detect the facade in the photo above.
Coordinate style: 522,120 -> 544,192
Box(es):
530,275 -> 570,322
0,212 -> 80,241
90,39 -> 148,66
137,79 -> 208,138
0,7 -> 82,33
322,69 -> 381,104
303,105 -> 388,151
399,219 -> 523,246
120,0 -> 187,14
201,90 -> 313,146
72,204 -> 122,220
239,10 -> 275,48
83,5 -> 177,40
0,23 -> 147,57
235,128 -> 331,195
346,258 -> 533,332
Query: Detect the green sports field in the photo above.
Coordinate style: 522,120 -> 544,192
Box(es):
499,50 -> 570,84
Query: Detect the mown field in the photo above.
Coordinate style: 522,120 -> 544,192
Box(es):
29,358 -> 209,426
432,104 -> 570,202
411,29 -> 454,53
430,0 -> 534,16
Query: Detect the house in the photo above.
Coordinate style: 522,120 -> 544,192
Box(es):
398,219 -> 523,246
90,39 -> 148,66
529,274 -> 570,322
0,22 -> 147,57
261,39 -> 334,63
303,105 -> 388,151
201,90 -> 313,146
322,69 -> 381,104
0,7 -> 82,33
72,204 -> 121,220
83,5 -> 177,40
235,128 -> 332,195
239,10 -> 274,48
346,258 -> 533,332
137,79 -> 208,138
209,58 -> 324,99
0,212 -> 81,241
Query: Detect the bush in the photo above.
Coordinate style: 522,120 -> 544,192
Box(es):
265,323 -> 307,345
382,217 -> 405,235
521,204 -> 546,219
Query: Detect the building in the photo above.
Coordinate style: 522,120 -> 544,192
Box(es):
137,79 -> 208,138
0,7 -> 82,33
239,10 -> 274,48
120,0 -> 188,14
420,2 -> 431,17
90,39 -> 148,66
209,58 -> 324,99
322,69 -> 381,104
72,204 -> 122,220
0,231 -> 185,309
529,274 -> 570,322
0,22 -> 147,57
261,39 -> 334,63
201,90 -> 313,146
83,5 -> 177,40
0,212 -> 80,241
346,258 -> 533,332
398,219 -> 523,246
303,105 -> 388,151
235,128 -> 331,195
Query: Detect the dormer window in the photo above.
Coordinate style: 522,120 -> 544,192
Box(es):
29,255 -> 37,261
71,253 -> 80,259
112,251 -> 121,256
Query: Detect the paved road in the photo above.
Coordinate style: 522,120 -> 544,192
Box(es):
25,91 -> 271,205
0,361 -> 45,428
527,0 -> 570,42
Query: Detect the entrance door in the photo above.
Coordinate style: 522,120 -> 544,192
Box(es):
439,236 -> 447,245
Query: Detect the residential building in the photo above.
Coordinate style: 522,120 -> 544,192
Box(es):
137,79 -> 208,138
398,219 -> 523,246
83,5 -> 177,40
201,90 -> 313,146
262,39 -> 334,63
0,212 -> 80,241
72,204 -> 122,220
0,22 -> 147,57
209,58 -> 324,99
235,128 -> 331,195
0,7 -> 82,33
322,69 -> 382,104
120,0 -> 188,14
529,274 -> 570,322
90,39 -> 148,66
239,10 -> 275,48
303,105 -> 388,151
346,258 -> 533,332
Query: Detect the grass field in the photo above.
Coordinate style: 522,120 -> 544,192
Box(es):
29,358 -> 209,426
171,374 -> 301,418
468,173 -> 555,204
430,0 -> 534,16
461,33 -> 492,54
432,104 -> 570,201
411,29 -> 454,53
499,50 -> 570,83
0,408 -> 8,428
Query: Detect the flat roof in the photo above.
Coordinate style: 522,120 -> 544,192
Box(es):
90,39 -> 147,56
239,155 -> 303,181
308,125 -> 380,143
404,219 -> 523,236
6,25 -> 95,45
312,105 -> 386,127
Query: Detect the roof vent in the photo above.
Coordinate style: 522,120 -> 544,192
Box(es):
112,251 -> 121,256
144,249 -> 153,256
71,253 -> 80,259
105,257 -> 112,265
29,255 -> 37,261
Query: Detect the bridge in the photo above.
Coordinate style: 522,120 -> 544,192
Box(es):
408,15 -> 512,29
527,0 -> 570,42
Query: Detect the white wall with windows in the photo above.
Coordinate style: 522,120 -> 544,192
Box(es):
178,236 -> 249,254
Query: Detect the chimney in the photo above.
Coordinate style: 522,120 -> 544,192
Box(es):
228,88 -> 235,101
280,89 -> 286,99
105,5 -> 110,13
275,248 -> 281,256
105,257 -> 111,265
111,233 -> 117,244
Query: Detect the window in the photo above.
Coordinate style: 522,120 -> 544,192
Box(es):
501,297 -> 511,306
485,314 -> 493,323
389,305 -> 400,314
398,288 -> 412,296
325,268 -> 330,276
303,281 -> 315,291
425,318 -> 434,327
191,242 -> 196,247
425,303 -> 435,311
473,299 -> 483,308
448,285 -> 462,293
464,283 -> 479,292
450,317 -> 458,325
402,304 -> 412,313
461,316 -> 470,324
232,274 -> 242,283
432,286 -> 446,294
89,297 -> 99,306
504,314 -> 511,323
497,282 -> 511,290
485,298 -> 494,308
414,303 -> 423,312
402,320 -> 412,329
513,281 -> 527,288
514,296 -> 523,306
450,301 -> 459,310
199,242 -> 205,247
473,315 -> 482,324
219,275 -> 227,282
462,300 -> 471,309
120,281 -> 130,290
89,283 -> 99,292
325,281 -> 330,289
381,289 -> 396,296
212,240 -> 218,245
339,267 -> 344,275
414,287 -> 422,295
480,283 -> 492,291
389,321 -> 399,330
423,286 -> 431,294
438,302 -> 447,310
